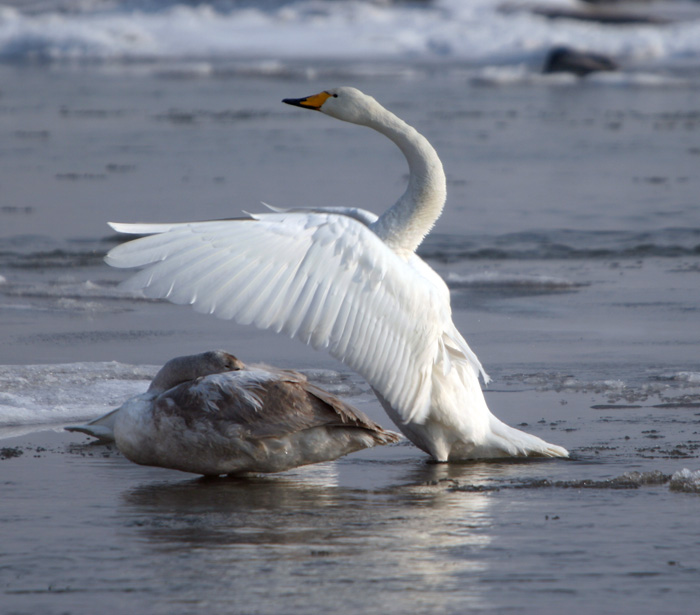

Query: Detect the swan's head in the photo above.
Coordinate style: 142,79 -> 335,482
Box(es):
283,87 -> 380,126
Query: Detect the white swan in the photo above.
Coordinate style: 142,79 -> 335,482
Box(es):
67,350 -> 399,475
105,87 -> 568,462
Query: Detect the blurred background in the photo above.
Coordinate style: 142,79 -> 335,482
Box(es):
1,0 -> 700,79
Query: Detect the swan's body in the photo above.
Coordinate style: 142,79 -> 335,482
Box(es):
67,350 -> 398,475
105,87 -> 568,461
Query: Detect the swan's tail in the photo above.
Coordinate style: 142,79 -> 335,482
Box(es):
64,408 -> 119,443
485,416 -> 569,458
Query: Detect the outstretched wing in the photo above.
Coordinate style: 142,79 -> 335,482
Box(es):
106,212 -> 450,424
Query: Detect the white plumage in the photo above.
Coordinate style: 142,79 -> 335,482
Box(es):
106,87 -> 568,462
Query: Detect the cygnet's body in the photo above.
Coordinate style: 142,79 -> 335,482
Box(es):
67,351 -> 399,476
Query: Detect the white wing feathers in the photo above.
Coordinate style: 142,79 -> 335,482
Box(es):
108,221 -> 190,235
258,202 -> 379,226
106,212 -> 482,425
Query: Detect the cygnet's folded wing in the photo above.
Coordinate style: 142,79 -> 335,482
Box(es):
162,370 -> 398,444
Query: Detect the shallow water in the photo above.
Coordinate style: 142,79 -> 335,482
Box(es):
1,61 -> 700,614
2,395 -> 700,615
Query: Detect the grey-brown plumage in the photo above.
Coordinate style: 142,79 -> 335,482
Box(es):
66,350 -> 243,442
147,350 -> 244,393
68,351 -> 399,476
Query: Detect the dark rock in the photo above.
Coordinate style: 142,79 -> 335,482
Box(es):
0,447 -> 24,460
532,5 -> 669,25
544,46 -> 618,76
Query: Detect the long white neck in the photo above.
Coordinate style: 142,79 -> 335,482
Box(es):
367,107 -> 446,256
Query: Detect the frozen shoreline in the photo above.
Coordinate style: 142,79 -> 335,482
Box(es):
2,0 -> 700,80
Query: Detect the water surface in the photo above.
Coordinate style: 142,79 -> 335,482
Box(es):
1,59 -> 700,614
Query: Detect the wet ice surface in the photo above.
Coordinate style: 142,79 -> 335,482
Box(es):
1,67 -> 700,613
2,359 -> 700,614
2,386 -> 700,615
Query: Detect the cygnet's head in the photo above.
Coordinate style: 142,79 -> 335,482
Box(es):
195,350 -> 245,373
148,350 -> 244,392
283,87 -> 380,126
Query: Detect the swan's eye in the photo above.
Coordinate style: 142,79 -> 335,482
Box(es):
332,93 -> 338,98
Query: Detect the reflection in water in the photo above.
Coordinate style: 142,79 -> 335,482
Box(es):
119,458 -> 508,613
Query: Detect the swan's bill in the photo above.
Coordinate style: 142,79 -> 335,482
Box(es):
282,91 -> 334,110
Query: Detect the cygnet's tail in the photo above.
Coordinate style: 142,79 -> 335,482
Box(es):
486,416 -> 569,458
64,408 -> 119,443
